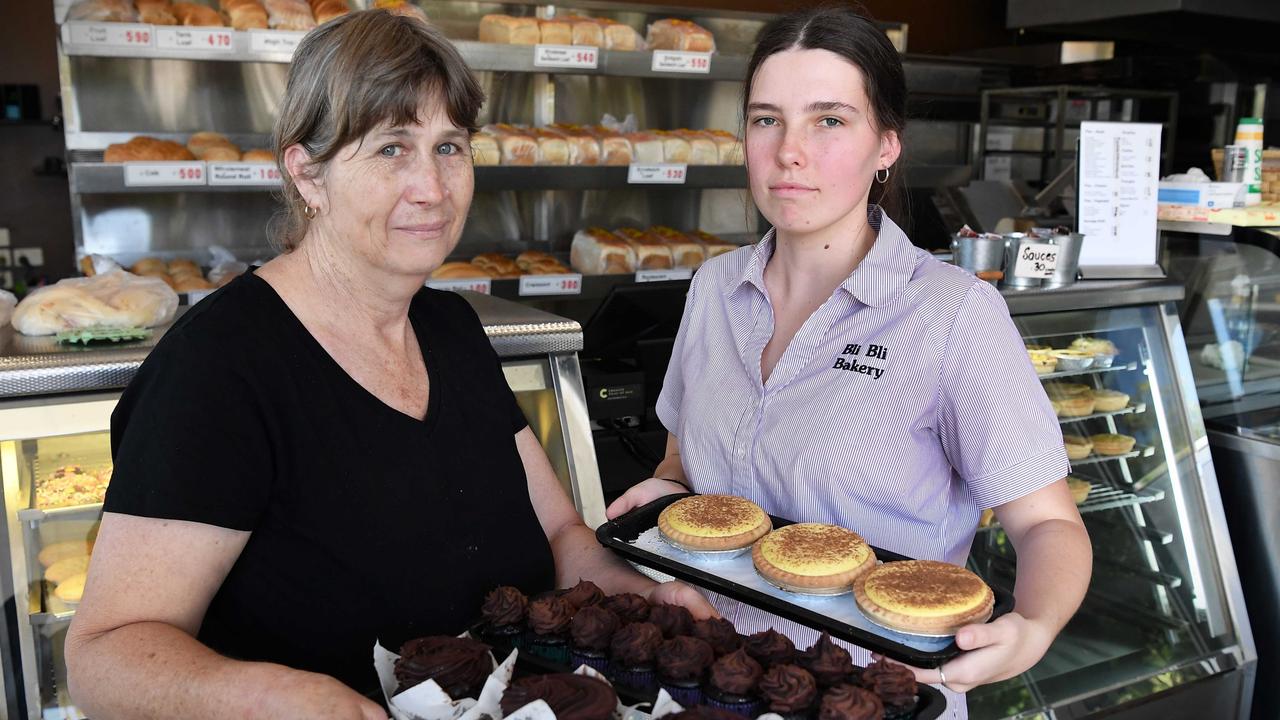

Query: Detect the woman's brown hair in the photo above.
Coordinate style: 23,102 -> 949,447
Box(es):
743,5 -> 907,224
272,10 -> 485,251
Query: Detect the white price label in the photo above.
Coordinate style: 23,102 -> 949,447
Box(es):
426,278 -> 492,294
651,50 -> 712,74
533,44 -> 598,69
123,162 -> 206,186
248,30 -> 306,56
64,22 -> 154,48
635,268 -> 692,282
1013,242 -> 1058,279
156,27 -> 234,51
627,163 -> 687,184
208,162 -> 282,186
518,273 -> 583,296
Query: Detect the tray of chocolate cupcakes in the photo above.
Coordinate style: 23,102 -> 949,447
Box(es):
594,494 -> 1015,668
457,580 -> 946,720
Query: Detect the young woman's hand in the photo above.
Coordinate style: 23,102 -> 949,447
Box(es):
604,478 -> 690,519
874,611 -> 1054,693
644,580 -> 719,619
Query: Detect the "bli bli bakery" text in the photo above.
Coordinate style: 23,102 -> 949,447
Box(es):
831,343 -> 887,379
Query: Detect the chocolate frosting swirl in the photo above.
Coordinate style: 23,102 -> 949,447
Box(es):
668,707 -> 744,720
528,596 -> 574,636
657,636 -> 715,682
481,586 -> 528,628
743,629 -> 795,669
799,632 -> 853,687
860,659 -> 917,711
758,664 -> 817,713
692,617 -> 741,657
610,621 -> 663,667
560,579 -> 605,610
600,592 -> 650,624
570,605 -> 621,651
648,603 -> 694,639
709,648 -> 763,695
500,673 -> 618,720
394,635 -> 492,698
819,684 -> 883,720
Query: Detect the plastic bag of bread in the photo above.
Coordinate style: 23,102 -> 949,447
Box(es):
12,271 -> 179,336
221,0 -> 268,29
478,14 -> 539,45
172,2 -> 225,26
571,228 -> 636,275
264,0 -> 316,31
66,0 -> 138,22
136,0 -> 178,25
645,19 -> 715,53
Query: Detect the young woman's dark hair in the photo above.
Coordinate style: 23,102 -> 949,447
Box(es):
743,4 -> 907,224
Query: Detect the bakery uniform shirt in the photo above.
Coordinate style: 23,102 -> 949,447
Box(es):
105,271 -> 556,697
656,207 -> 1069,718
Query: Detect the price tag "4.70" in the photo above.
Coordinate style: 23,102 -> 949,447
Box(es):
156,27 -> 234,52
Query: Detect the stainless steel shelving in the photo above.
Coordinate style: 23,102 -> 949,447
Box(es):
1058,403 -> 1147,425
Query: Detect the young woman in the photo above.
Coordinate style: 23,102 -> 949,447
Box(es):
608,7 -> 1091,716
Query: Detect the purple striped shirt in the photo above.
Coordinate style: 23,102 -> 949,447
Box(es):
656,208 -> 1069,717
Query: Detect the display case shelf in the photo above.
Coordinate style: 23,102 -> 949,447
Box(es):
978,478 -> 1164,532
1037,361 -> 1139,381
29,610 -> 75,627
16,503 -> 104,524
1059,403 -> 1146,425
1069,445 -> 1155,465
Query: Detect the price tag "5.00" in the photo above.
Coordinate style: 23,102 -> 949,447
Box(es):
533,44 -> 598,69
124,162 -> 205,187
1013,242 -> 1058,279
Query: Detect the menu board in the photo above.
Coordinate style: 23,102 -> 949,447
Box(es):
1077,122 -> 1162,271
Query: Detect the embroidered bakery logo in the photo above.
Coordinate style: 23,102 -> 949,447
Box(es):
831,343 -> 887,379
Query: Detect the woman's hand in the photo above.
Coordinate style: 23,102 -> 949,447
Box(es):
260,670 -> 389,720
876,612 -> 1054,693
644,580 -> 719,619
605,478 -> 690,519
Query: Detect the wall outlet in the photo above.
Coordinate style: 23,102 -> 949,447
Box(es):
14,248 -> 43,267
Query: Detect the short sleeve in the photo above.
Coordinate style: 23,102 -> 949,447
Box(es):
936,281 -> 1070,509
105,331 -> 273,531
655,276 -> 699,435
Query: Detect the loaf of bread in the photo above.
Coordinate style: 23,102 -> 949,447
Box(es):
529,128 -> 569,165
690,229 -> 737,259
104,136 -> 196,162
593,129 -> 633,166
12,271 -> 179,336
562,16 -> 603,46
221,0 -> 267,28
538,18 -> 572,44
479,14 -> 539,45
571,228 -> 636,275
136,0 -> 177,24
650,226 -> 706,268
626,132 -> 664,164
515,250 -> 557,271
594,17 -> 643,50
653,131 -> 691,164
264,0 -> 315,30
615,228 -> 675,270
431,262 -> 490,280
675,130 -> 719,165
548,124 -> 602,165
707,130 -> 744,165
310,0 -> 347,24
646,19 -> 715,52
470,131 -> 500,166
172,2 -> 225,26
66,0 -> 137,22
487,125 -> 537,166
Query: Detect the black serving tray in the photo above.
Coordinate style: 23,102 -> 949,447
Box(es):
596,494 -> 1014,668
481,627 -> 946,720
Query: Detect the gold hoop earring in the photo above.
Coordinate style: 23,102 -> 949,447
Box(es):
303,204 -> 317,219
875,167 -> 889,184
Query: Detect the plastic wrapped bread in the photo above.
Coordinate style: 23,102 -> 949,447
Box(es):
172,2 -> 224,26
136,0 -> 178,25
478,14 -> 539,45
650,226 -> 706,268
584,127 -> 632,166
561,16 -> 603,47
483,124 -> 537,166
221,0 -> 267,29
528,128 -> 569,165
594,17 -> 643,50
653,131 -> 691,164
614,228 -> 675,270
66,0 -> 138,22
264,0 -> 315,30
707,130 -> 744,165
470,131 -> 500,166
546,126 -> 600,166
645,18 -> 715,52
690,229 -> 737,259
625,132 -> 663,164
571,228 -> 636,275
537,18 -> 572,44
12,271 -> 179,336
674,130 -> 718,165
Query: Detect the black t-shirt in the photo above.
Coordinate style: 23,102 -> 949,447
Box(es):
105,271 -> 556,695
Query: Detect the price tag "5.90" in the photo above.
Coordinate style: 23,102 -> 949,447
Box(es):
64,22 -> 153,48
651,50 -> 712,74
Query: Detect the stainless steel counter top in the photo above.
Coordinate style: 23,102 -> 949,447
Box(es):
1001,279 -> 1184,316
0,291 -> 582,399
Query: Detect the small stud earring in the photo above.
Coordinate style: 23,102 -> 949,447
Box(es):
303,204 -> 317,219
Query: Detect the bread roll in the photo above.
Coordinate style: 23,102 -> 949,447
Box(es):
187,131 -> 232,154
264,0 -> 315,30
707,130 -> 744,165
626,132 -> 664,164
174,276 -> 215,293
485,125 -> 537,166
527,259 -> 571,275
515,250 -> 557,271
55,573 -> 87,604
225,0 -> 267,28
172,2 -> 225,26
431,262 -> 490,280
479,14 -> 539,45
38,541 -> 93,569
104,137 -> 196,163
646,18 -> 715,52
136,0 -> 179,24
311,0 -> 347,23
470,132 -> 500,166
653,131 -> 691,164
470,253 -> 522,278
676,130 -> 718,165
241,148 -> 274,163
650,226 -> 705,268
196,144 -> 241,161
615,228 -> 675,270
563,16 -> 603,47
594,17 -> 642,51
132,257 -> 168,275
538,18 -> 572,45
381,1 -> 427,22
529,128 -> 569,165
168,258 -> 201,275
690,229 -> 736,259
571,228 -> 636,275
47,556 -> 91,585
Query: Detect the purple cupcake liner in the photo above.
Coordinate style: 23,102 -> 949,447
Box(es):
610,666 -> 656,692
659,680 -> 704,708
703,693 -> 764,718
570,649 -> 610,674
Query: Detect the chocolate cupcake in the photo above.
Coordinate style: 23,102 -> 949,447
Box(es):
526,595 -> 574,664
609,621 -> 663,690
561,578 -> 605,610
758,664 -> 818,720
570,605 -> 621,673
743,628 -> 795,669
394,635 -> 492,699
860,658 -> 918,719
704,648 -> 764,717
601,592 -> 651,624
500,672 -> 618,720
692,617 -> 741,657
649,603 -> 695,639
668,706 -> 745,720
799,632 -> 854,688
479,586 -> 528,647
657,636 -> 715,707
819,684 -> 883,720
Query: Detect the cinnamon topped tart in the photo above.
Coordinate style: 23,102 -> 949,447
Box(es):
854,560 -> 994,636
658,495 -> 772,552
752,523 -> 876,594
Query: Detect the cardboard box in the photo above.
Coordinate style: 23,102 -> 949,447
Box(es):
1157,181 -> 1247,208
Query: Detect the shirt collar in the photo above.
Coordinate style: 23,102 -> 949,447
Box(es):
729,206 -> 917,308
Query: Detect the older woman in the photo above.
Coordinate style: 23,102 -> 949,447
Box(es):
65,11 -> 711,719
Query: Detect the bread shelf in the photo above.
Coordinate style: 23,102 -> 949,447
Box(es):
1037,361 -> 1139,381
1059,402 -> 1147,425
1069,444 -> 1155,466
58,24 -> 748,80
16,503 -> 104,524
